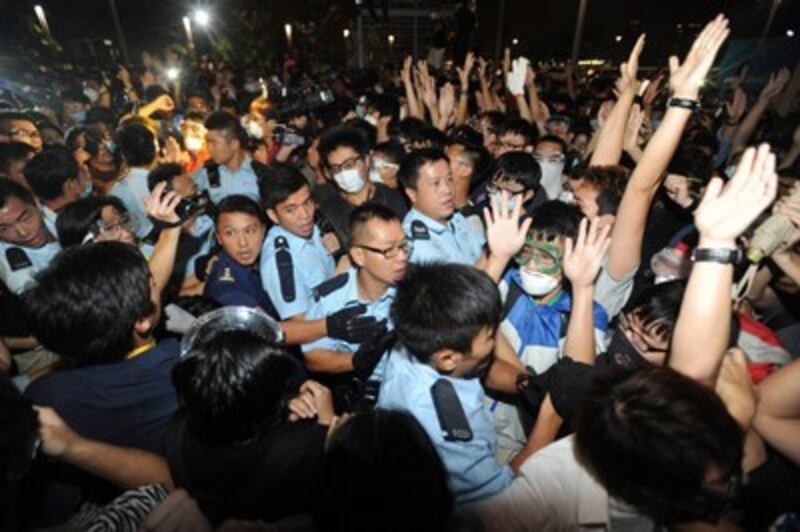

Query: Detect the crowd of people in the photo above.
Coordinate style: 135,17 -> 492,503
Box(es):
2,10 -> 800,531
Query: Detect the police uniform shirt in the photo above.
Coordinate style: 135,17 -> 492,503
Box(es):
41,204 -> 58,236
205,249 -> 278,318
260,224 -> 335,320
403,208 -> 486,266
192,156 -> 260,205
109,167 -> 154,239
302,267 -> 395,378
377,345 -> 513,504
0,239 -> 61,294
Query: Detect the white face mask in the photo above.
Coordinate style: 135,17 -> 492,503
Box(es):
84,87 -> 99,104
558,190 -> 575,204
334,168 -> 366,193
185,136 -> 203,153
519,268 -> 559,296
245,119 -> 264,140
538,161 -> 565,200
489,190 -> 519,211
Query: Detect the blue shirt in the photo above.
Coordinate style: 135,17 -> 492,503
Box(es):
205,249 -> 278,318
378,346 -> 513,504
302,268 -> 395,379
0,238 -> 61,294
260,225 -> 335,320
192,156 -> 260,204
403,208 -> 486,266
110,167 -> 154,239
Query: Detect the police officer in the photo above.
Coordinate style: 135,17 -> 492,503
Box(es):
192,112 -> 266,204
109,122 -> 158,239
399,148 -> 486,265
0,178 -> 61,294
207,194 -> 384,347
303,204 -> 409,379
259,164 -> 336,321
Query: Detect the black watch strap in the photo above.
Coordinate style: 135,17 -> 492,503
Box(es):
667,97 -> 700,112
691,247 -> 742,265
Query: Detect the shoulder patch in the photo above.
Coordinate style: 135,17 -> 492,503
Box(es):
410,220 -> 430,240
274,236 -> 290,250
217,267 -> 235,283
6,248 -> 32,271
275,244 -> 295,302
312,272 -> 348,301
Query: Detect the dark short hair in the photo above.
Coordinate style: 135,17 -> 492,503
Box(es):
348,203 -> 399,247
259,163 -> 308,210
147,163 -> 184,192
536,134 -> 568,154
372,141 -> 405,164
23,146 -> 79,202
215,194 -> 268,225
397,148 -> 449,190
367,93 -> 400,122
116,122 -> 156,167
577,165 -> 628,216
0,178 -> 35,210
24,242 -> 154,366
318,126 -> 370,170
172,330 -> 299,446
625,280 -> 686,340
448,125 -> 484,152
391,263 -> 501,362
0,111 -> 34,135
315,409 -> 453,532
0,142 -> 35,174
204,111 -> 248,145
56,196 -> 128,248
529,200 -> 582,241
342,118 -> 377,150
574,367 -> 744,524
498,117 -> 537,146
494,151 -> 541,192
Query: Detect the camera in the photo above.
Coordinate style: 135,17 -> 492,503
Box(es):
272,124 -> 306,146
175,190 -> 212,222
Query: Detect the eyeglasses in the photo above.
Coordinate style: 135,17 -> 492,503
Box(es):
496,140 -> 527,152
534,152 -> 565,164
88,212 -> 138,241
328,155 -> 364,175
354,240 -> 412,259
9,129 -> 41,140
373,159 -> 399,172
487,182 -> 526,196
618,313 -> 669,354
515,237 -> 563,274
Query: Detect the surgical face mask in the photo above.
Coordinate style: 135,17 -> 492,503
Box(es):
185,135 -> 203,153
489,190 -> 519,211
600,330 -> 650,370
70,110 -> 87,124
333,168 -> 366,193
519,268 -> 559,296
538,160 -> 565,200
558,190 -> 575,204
83,87 -> 99,104
243,118 -> 264,140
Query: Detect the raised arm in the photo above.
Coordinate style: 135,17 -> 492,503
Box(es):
480,191 -> 532,282
37,407 -> 173,491
144,183 -> 182,296
401,56 -> 423,120
729,68 -> 791,160
589,34 -> 644,166
455,52 -> 475,126
561,218 -> 611,365
670,144 -> 777,386
606,15 -> 730,280
753,358 -> 800,466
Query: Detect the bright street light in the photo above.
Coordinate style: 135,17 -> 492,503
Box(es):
512,38 -> 519,46
193,8 -> 210,28
166,67 -> 180,81
788,29 -> 795,37
34,5 -> 51,36
614,35 -> 622,42
388,34 -> 395,46
343,28 -> 350,39
285,23 -> 293,45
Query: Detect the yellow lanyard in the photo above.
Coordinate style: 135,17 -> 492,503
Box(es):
127,341 -> 156,360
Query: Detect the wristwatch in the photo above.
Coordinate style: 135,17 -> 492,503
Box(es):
667,97 -> 700,112
691,247 -> 743,265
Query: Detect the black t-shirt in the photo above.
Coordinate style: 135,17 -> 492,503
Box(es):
314,182 -> 408,247
164,415 -> 327,525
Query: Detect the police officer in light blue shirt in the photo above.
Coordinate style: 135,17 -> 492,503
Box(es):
303,204 -> 410,379
110,123 -> 160,239
376,263 -> 513,504
192,112 -> 265,204
259,164 -> 336,320
398,148 -> 486,265
0,179 -> 61,294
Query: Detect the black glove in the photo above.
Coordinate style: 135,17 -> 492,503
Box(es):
352,325 -> 396,380
326,304 -> 384,344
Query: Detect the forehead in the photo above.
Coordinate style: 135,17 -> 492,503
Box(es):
206,129 -> 230,142
418,159 -> 450,182
280,185 -> 311,208
173,174 -> 196,189
9,119 -> 36,132
0,196 -> 33,218
100,204 -> 123,222
529,232 -> 565,251
218,210 -> 262,226
327,145 -> 359,164
361,217 -> 404,242
536,141 -> 564,154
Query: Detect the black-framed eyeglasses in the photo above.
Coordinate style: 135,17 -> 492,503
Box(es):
328,154 -> 364,175
353,240 -> 413,259
619,312 -> 669,354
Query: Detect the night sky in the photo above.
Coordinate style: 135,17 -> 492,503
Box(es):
1,0 -> 797,66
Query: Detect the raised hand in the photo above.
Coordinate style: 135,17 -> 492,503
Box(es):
562,217 -> 612,288
617,34 -> 646,94
484,190 -> 533,261
401,56 -> 413,84
438,82 -> 456,127
642,72 -> 664,108
623,104 -> 645,152
725,86 -> 748,124
457,51 -> 475,88
506,56 -> 530,97
145,182 -> 181,225
694,143 -> 778,248
477,57 -> 488,81
759,67 -> 791,102
669,14 -> 730,99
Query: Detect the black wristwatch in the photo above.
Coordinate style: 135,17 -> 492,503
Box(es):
667,97 -> 700,112
691,247 -> 743,265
